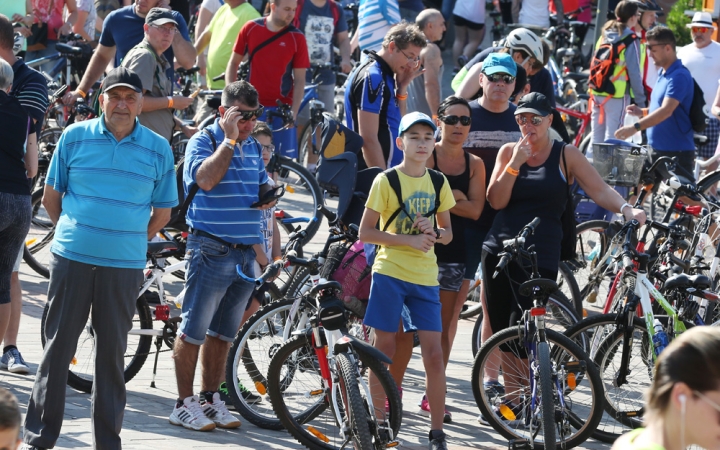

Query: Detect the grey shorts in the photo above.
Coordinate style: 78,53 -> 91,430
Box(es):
437,262 -> 466,292
13,245 -> 22,272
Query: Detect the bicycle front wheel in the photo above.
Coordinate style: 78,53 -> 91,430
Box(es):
336,352 -> 374,449
274,156 -> 323,245
537,342 -> 556,450
472,327 -> 603,450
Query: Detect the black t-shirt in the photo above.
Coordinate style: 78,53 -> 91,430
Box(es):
529,67 -> 556,107
0,92 -> 31,195
462,100 -> 522,230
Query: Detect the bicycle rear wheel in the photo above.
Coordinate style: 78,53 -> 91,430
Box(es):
272,156 -> 323,245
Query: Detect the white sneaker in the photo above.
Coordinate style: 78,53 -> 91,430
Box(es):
169,395 -> 216,431
202,392 -> 241,429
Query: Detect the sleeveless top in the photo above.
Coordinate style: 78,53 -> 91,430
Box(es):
483,140 -> 568,270
406,41 -> 444,117
432,149 -> 471,263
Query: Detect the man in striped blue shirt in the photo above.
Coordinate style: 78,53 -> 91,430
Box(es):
23,67 -> 178,450
170,80 -> 275,432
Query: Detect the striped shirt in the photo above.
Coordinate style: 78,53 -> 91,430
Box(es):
11,59 -> 49,134
183,119 -> 269,245
357,0 -> 400,53
46,118 -> 178,269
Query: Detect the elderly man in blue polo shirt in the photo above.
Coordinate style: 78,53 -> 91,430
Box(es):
169,80 -> 275,432
22,67 -> 178,450
616,26 -> 696,177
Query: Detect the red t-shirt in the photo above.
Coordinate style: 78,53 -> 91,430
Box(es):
233,18 -> 310,107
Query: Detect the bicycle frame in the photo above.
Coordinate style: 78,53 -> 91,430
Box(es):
555,102 -> 590,147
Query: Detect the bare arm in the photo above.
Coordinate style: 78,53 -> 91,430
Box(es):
422,44 -> 442,115
450,155 -> 485,219
617,97 -> 680,139
72,9 -> 92,41
358,208 -> 438,252
147,207 -> 171,239
291,68 -> 306,119
225,51 -> 244,84
271,218 -> 281,259
712,81 -> 720,117
357,111 -> 386,169
24,129 -> 38,178
172,29 -> 197,69
350,30 -> 359,52
336,30 -> 352,73
194,29 -> 212,56
553,0 -> 564,21
435,209 -> 453,245
456,63 -> 482,99
194,6 -> 215,75
42,184 -> 63,225
59,0 -> 78,36
195,144 -> 234,191
486,142 -> 521,210
65,44 -> 116,103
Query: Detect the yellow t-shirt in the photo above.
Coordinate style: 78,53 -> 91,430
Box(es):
365,169 -> 455,286
207,3 -> 260,89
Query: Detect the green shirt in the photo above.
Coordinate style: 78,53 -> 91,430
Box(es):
617,429 -> 666,450
206,2 -> 260,89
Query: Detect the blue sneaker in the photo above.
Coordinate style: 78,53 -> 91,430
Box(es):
0,348 -> 30,374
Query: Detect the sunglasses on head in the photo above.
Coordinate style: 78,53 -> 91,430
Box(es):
515,115 -> 544,125
486,73 -> 516,84
439,115 -> 471,126
222,105 -> 265,121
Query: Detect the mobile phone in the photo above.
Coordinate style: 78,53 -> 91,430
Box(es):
250,185 -> 285,208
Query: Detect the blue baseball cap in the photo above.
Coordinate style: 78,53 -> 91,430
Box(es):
398,111 -> 437,136
482,53 -> 518,77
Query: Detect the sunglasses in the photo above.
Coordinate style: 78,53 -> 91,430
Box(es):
222,105 -> 265,121
261,144 -> 275,153
515,115 -> 544,126
692,26 -> 712,33
439,115 -> 471,126
486,73 -> 516,84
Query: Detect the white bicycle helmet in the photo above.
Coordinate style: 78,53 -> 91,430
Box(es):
504,28 -> 544,62
13,32 -> 23,56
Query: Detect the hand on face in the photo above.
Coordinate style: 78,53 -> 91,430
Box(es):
509,133 -> 532,168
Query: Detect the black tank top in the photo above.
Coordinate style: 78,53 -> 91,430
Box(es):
483,140 -> 568,270
432,149 -> 471,263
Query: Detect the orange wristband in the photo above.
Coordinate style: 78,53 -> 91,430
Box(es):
167,96 -> 174,108
76,89 -> 87,99
396,92 -> 408,101
642,108 -> 648,117
506,166 -> 519,176
273,256 -> 282,261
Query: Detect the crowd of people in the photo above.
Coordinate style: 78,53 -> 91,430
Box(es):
1,0 -> 720,449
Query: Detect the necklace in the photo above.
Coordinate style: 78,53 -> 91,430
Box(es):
529,137 -> 553,159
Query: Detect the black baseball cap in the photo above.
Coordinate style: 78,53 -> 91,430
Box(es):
145,8 -> 178,26
102,67 -> 143,93
515,92 -> 553,117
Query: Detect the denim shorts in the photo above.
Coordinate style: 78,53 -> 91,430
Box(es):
364,272 -> 441,333
178,235 -> 256,345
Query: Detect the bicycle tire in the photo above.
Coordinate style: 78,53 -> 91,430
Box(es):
23,188 -> 55,279
568,219 -> 613,309
537,341 -> 557,450
274,156 -> 323,245
40,293 -> 153,393
297,121 -> 315,169
460,281 -> 482,320
578,134 -> 592,156
471,292 -> 580,356
225,297 -> 318,429
558,261 -> 582,317
268,334 -> 402,450
472,327 -> 604,449
285,267 -> 313,298
336,352 -> 374,449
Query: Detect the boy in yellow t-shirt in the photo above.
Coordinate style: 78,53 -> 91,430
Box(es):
359,112 -> 455,450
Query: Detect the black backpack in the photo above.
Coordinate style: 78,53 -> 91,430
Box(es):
381,167 -> 446,232
165,129 -> 217,232
685,76 -> 708,133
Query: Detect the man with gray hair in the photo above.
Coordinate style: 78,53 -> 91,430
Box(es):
407,9 -> 446,117
170,80 -> 276,432
22,66 -> 177,450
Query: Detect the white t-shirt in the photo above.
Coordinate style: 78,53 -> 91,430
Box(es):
453,0 -> 484,25
254,178 -> 276,277
200,0 -> 224,15
518,0 -> 550,28
678,41 -> 720,109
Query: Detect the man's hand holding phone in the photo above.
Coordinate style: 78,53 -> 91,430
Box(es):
219,106 -> 242,142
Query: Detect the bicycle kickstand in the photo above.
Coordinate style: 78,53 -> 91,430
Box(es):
150,336 -> 163,388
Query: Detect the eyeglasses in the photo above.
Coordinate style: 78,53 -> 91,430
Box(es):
150,24 -> 178,35
486,73 -> 516,84
691,26 -> 712,33
399,47 -> 421,67
261,144 -> 275,153
439,115 -> 471,126
515,115 -> 545,126
223,105 -> 265,121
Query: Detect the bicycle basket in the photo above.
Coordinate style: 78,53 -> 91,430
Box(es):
591,141 -> 648,186
320,239 -> 371,318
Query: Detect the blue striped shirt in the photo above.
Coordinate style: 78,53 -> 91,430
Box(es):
46,118 -> 178,269
184,119 -> 269,245
357,0 -> 400,53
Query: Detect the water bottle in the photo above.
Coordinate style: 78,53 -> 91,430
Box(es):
652,319 -> 669,357
623,114 -> 642,144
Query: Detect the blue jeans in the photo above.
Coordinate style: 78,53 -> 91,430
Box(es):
178,235 -> 256,344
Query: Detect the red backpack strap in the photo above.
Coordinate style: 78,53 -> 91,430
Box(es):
330,0 -> 340,28
293,0 -> 304,29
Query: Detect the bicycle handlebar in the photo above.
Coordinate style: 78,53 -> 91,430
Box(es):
493,217 -> 541,278
236,258 -> 287,286
620,219 -> 640,271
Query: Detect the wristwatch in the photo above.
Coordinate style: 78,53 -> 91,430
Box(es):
434,228 -> 441,239
633,122 -> 641,131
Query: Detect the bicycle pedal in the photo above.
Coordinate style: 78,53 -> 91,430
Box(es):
508,438 -> 532,449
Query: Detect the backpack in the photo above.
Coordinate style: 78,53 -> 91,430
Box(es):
330,240 -> 372,318
293,0 -> 342,30
165,129 -> 217,232
588,33 -> 637,96
684,76 -> 708,133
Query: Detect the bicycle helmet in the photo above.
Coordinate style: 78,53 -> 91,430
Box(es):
504,28 -> 544,62
13,32 -> 23,56
634,0 -> 663,12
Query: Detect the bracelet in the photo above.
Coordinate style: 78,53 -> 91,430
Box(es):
432,114 -> 438,121
273,256 -> 282,262
396,92 -> 408,101
167,96 -> 174,108
225,138 -> 237,146
505,166 -> 519,176
76,89 -> 87,99
641,108 -> 648,117
620,202 -> 633,215
222,141 -> 234,151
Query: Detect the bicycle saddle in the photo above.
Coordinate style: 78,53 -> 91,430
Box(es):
55,42 -> 89,56
310,280 -> 343,296
206,97 -> 221,111
663,273 -> 712,291
518,278 -> 558,297
147,241 -> 178,256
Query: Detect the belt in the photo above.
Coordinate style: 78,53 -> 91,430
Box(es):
190,229 -> 253,250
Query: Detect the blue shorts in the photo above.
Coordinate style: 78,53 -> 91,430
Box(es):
364,273 -> 441,333
259,107 -> 298,158
178,235 -> 256,345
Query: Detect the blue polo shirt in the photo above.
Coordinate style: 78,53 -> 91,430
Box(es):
183,119 -> 269,245
99,6 -> 191,80
46,118 -> 178,269
647,59 -> 695,152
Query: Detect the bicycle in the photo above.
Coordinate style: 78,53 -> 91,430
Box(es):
471,218 -> 604,450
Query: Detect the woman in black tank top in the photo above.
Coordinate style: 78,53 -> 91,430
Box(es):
482,93 -> 646,384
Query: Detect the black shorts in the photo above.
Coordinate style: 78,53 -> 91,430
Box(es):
453,14 -> 485,30
649,148 -> 696,181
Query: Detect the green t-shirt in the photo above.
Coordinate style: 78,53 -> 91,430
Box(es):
206,2 -> 260,89
0,0 -> 27,51
616,429 -> 666,450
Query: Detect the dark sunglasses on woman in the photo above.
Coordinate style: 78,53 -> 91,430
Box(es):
439,115 -> 471,126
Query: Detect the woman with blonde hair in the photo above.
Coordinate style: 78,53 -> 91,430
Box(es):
613,326 -> 720,450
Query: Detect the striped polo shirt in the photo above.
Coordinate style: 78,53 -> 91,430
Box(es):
183,119 -> 269,245
357,0 -> 400,53
46,118 -> 178,269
